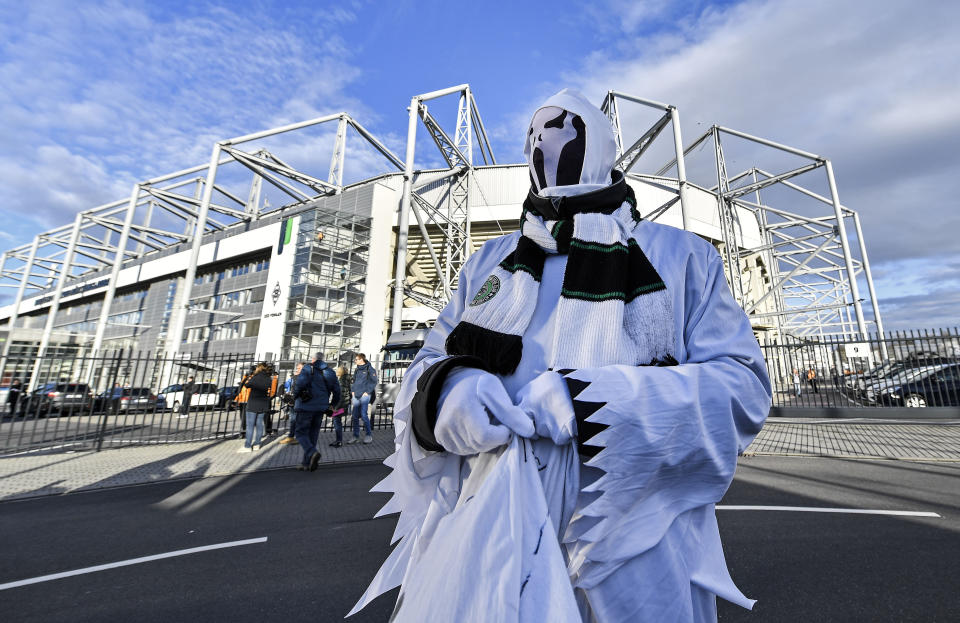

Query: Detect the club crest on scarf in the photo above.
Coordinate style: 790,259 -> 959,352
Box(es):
470,275 -> 501,307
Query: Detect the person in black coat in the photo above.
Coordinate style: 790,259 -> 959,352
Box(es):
179,376 -> 197,417
6,379 -> 21,416
239,362 -> 274,452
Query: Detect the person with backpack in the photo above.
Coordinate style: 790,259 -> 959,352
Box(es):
293,352 -> 341,471
238,362 -> 276,452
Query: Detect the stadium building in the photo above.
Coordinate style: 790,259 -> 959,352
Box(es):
0,85 -> 886,386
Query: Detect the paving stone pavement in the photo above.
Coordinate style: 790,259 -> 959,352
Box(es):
744,418 -> 960,461
1,418 -> 958,502
0,429 -> 395,502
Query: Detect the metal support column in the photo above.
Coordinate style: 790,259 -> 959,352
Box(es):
607,93 -> 624,159
752,171 -> 783,339
450,88 -> 473,277
1,237 -> 40,385
136,201 -> 156,255
166,144 -> 222,354
824,160 -> 867,338
245,175 -> 262,219
329,114 -> 347,190
391,98 -> 419,333
92,184 -> 140,353
852,212 -> 887,357
669,106 -> 691,232
29,212 -> 84,385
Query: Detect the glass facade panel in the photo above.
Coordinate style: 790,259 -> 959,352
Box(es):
283,199 -> 371,362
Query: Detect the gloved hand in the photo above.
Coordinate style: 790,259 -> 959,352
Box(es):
516,371 -> 576,445
434,368 -> 535,455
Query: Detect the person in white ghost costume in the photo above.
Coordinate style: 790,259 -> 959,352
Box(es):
349,89 -> 772,622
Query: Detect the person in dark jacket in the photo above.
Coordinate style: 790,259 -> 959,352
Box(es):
293,353 -> 341,471
236,365 -> 255,437
329,364 -> 352,448
179,376 -> 197,418
279,363 -> 304,445
6,379 -> 21,416
347,353 -> 377,444
239,362 -> 275,452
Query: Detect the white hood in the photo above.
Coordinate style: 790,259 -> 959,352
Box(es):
523,88 -> 617,196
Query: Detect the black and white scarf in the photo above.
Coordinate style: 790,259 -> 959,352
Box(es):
446,172 -> 675,374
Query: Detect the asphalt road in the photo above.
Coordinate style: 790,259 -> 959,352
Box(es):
1,457 -> 957,622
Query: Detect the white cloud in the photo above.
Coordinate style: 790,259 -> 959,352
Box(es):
564,0 -> 960,260
541,0 -> 960,330
0,1 -> 377,233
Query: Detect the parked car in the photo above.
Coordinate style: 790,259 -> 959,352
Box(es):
864,366 -> 938,403
18,382 -> 92,416
92,387 -> 161,414
877,364 -> 960,407
217,385 -> 240,409
157,382 -> 219,411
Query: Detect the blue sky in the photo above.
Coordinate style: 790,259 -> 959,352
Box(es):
0,0 -> 958,330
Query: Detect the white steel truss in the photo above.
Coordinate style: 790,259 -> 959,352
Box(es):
0,113 -> 404,378
390,84 -> 496,332
602,91 -> 883,344
1,85 -> 884,384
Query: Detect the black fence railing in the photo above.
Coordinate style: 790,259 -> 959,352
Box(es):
3,328 -> 958,454
761,328 -> 960,409
0,351 -> 404,455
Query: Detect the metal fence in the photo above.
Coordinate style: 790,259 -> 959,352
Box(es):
0,351 -> 402,456
3,329 -> 959,454
761,328 -> 960,409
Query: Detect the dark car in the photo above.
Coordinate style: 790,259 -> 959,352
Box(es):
92,387 -> 160,414
877,364 -> 960,408
19,382 -> 92,416
218,385 -> 240,409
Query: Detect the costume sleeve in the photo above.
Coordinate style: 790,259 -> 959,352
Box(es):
562,252 -> 772,586
396,242 -> 506,449
350,242 -> 505,615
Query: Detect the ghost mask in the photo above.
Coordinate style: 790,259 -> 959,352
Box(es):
523,89 -> 618,196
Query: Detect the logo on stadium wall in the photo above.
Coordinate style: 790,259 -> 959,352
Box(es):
272,282 -> 282,306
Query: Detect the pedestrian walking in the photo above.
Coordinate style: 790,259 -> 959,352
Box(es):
293,353 -> 340,471
807,368 -> 819,393
792,369 -> 802,397
278,363 -> 303,445
238,362 -> 275,452
263,368 -> 279,436
329,364 -> 352,448
178,376 -> 197,418
235,365 -> 254,437
347,353 -> 377,444
6,379 -> 21,416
